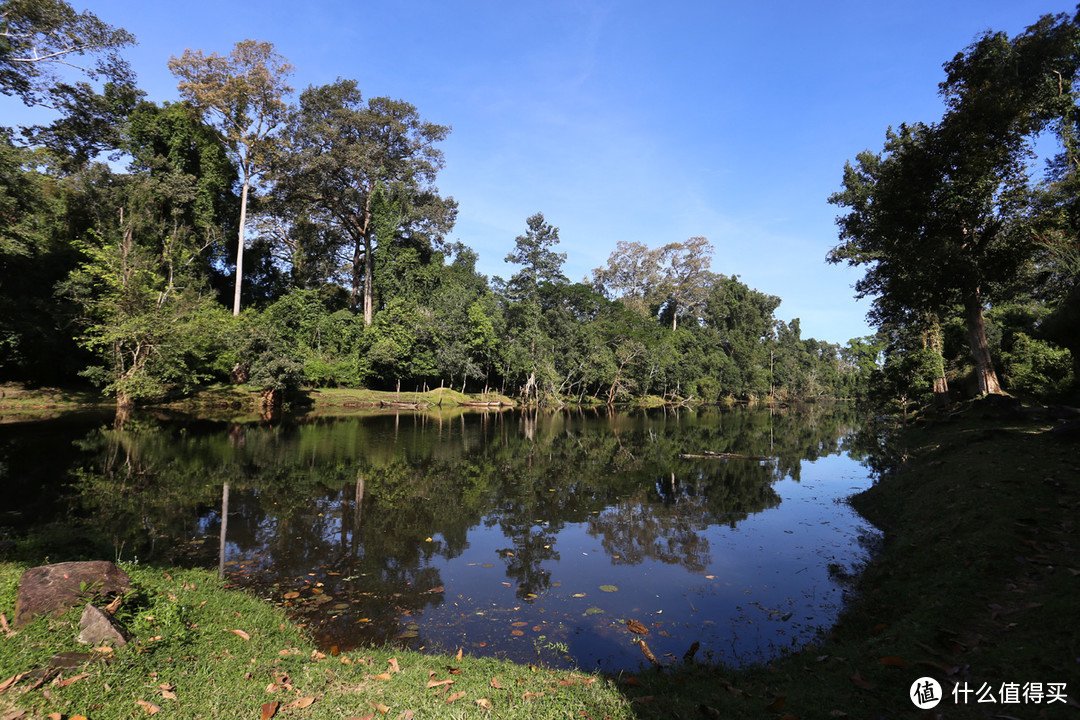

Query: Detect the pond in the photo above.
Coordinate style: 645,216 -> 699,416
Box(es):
1,404 -> 880,672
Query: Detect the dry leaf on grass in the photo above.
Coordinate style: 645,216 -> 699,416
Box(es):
260,700 -> 279,720
427,679 -> 454,689
57,673 -> 91,687
388,657 -> 400,673
282,696 -> 316,710
0,672 -> 29,693
228,629 -> 251,641
446,691 -> 466,703
850,670 -> 875,690
136,699 -> 161,715
879,656 -> 909,668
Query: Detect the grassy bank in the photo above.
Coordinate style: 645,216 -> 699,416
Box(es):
2,398 -> 1077,718
0,565 -> 631,719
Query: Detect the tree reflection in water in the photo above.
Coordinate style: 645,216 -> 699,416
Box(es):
15,404 -> 876,670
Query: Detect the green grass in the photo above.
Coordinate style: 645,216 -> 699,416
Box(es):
0,564 -> 631,719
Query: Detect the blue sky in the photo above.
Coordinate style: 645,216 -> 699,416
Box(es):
5,1 -> 1076,343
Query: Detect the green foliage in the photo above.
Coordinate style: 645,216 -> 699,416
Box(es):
0,0 -> 135,107
1000,331 -> 1074,398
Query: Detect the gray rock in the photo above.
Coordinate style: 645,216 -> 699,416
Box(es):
77,604 -> 129,648
13,561 -> 131,627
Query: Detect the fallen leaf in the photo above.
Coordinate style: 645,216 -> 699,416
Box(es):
511,630 -> 525,636
161,689 -> 177,701
374,673 -> 393,681
511,621 -> 528,627
57,673 -> 90,687
765,696 -> 787,712
136,699 -> 161,715
490,677 -> 505,689
373,702 -> 390,715
570,593 -> 586,598
48,714 -> 62,720
475,698 -> 491,709
228,629 -> 251,641
879,656 -> 909,668
261,701 -> 279,720
625,619 -> 649,635
598,584 -> 618,592
522,692 -> 543,700
849,670 -> 875,690
455,647 -> 463,661
397,711 -> 415,720
446,691 -> 466,703
427,679 -> 454,689
388,657 -> 400,673
1,711 -> 27,720
282,697 -> 316,710
0,672 -> 28,693
283,592 -> 300,599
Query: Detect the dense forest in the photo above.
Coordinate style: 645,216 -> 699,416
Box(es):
1,1 -> 1077,413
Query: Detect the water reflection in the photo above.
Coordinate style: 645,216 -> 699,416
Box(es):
1,405 -> 878,671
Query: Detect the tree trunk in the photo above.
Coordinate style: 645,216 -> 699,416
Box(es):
114,390 -> 134,429
963,291 -> 1002,395
924,315 -> 950,407
363,233 -> 374,326
233,180 -> 250,316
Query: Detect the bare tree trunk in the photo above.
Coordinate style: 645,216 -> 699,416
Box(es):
233,180 -> 250,316
963,292 -> 1002,395
363,233 -> 374,325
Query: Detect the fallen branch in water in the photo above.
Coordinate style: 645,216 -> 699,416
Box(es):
679,451 -> 772,461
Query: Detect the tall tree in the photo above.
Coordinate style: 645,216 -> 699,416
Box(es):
168,39 -> 293,315
829,13 -> 1080,396
655,237 -> 713,330
275,79 -> 456,323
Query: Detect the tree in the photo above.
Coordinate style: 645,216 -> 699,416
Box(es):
591,240 -> 662,316
656,237 -> 713,330
500,213 -> 568,401
276,79 -> 456,323
169,40 -> 294,315
0,0 -> 134,107
829,12 -> 1080,397
592,237 -> 714,330
63,165 -> 229,420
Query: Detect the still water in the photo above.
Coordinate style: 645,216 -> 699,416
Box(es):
2,405 -> 880,672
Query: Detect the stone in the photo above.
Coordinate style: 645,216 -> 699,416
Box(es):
13,561 -> 131,627
78,604 -> 129,648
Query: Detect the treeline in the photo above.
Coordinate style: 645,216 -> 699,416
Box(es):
0,0 -> 869,410
829,10 -> 1080,411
